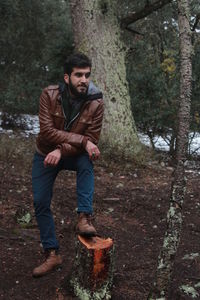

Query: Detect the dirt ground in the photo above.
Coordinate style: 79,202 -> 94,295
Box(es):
1,134 -> 200,300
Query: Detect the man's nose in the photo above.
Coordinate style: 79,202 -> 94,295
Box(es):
80,75 -> 87,83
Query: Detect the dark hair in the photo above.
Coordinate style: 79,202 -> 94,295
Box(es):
64,52 -> 92,75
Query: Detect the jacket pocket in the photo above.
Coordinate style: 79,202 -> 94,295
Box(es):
72,117 -> 92,133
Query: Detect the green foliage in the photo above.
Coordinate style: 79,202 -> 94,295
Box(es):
17,212 -> 32,225
1,0 -> 200,152
0,0 -> 73,114
128,44 -> 178,135
126,8 -> 179,152
126,1 -> 200,153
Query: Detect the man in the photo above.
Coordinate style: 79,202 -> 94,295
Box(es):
32,53 -> 104,277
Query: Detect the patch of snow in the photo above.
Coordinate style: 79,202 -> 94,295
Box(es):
0,113 -> 39,136
0,112 -> 200,155
138,132 -> 200,155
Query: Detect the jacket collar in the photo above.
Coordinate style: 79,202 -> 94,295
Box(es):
59,81 -> 103,101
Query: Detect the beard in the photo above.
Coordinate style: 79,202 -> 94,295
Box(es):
68,78 -> 88,98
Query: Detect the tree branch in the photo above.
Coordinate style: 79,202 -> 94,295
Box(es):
121,0 -> 172,29
125,27 -> 144,36
191,13 -> 200,31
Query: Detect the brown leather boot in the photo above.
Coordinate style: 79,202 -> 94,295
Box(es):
32,250 -> 62,278
76,213 -> 97,237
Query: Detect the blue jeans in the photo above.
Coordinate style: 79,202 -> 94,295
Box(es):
32,152 -> 94,250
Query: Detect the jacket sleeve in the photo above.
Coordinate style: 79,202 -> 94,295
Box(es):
83,100 -> 104,145
58,100 -> 104,156
57,143 -> 84,157
39,88 -> 85,148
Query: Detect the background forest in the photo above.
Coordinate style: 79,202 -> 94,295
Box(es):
1,0 -> 200,155
1,1 -> 200,299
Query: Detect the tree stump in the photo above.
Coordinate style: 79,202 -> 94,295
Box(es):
70,235 -> 114,300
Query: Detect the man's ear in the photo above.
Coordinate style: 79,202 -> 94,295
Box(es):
64,74 -> 69,84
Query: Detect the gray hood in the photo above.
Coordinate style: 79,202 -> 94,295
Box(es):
87,81 -> 103,100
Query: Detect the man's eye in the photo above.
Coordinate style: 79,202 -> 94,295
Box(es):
74,72 -> 90,78
85,72 -> 91,78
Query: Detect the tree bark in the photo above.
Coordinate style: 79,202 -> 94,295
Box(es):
121,0 -> 172,29
69,0 -> 142,159
149,0 -> 192,299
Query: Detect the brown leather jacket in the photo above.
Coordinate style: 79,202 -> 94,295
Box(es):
36,82 -> 104,157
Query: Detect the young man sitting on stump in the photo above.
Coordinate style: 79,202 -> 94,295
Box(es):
32,53 -> 104,277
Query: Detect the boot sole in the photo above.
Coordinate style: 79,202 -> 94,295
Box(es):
32,264 -> 62,278
75,230 -> 97,238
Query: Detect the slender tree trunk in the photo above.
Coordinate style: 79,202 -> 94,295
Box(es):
149,0 -> 192,299
69,0 -> 142,158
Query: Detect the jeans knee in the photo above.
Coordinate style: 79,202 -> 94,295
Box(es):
76,154 -> 93,172
33,194 -> 50,213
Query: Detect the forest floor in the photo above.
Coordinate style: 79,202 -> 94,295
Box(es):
1,133 -> 200,300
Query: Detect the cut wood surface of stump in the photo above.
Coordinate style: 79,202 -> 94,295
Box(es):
70,235 -> 114,300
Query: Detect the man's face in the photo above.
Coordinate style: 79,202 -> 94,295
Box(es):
64,67 -> 91,97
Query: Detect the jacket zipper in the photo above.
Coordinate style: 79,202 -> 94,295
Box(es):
65,100 -> 90,130
60,96 -> 81,131
65,112 -> 80,131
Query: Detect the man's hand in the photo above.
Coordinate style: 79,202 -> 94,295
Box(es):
44,149 -> 61,167
85,140 -> 100,161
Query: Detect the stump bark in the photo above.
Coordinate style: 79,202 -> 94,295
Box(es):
70,235 -> 114,300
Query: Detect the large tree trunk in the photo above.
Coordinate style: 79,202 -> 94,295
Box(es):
149,0 -> 192,299
69,0 -> 142,158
